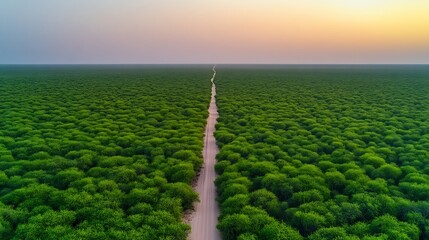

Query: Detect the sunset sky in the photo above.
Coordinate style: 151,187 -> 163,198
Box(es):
1,0 -> 429,64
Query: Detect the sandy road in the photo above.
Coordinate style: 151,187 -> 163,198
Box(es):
189,66 -> 221,240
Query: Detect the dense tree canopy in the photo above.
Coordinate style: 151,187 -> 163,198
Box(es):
2,65 -> 429,239
0,65 -> 212,239
214,66 -> 429,239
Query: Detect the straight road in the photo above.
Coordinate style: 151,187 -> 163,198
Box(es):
189,66 -> 221,240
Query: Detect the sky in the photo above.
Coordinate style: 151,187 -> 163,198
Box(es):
1,0 -> 429,64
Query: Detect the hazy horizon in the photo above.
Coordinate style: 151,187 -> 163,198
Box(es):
1,0 -> 429,64
3,63 -> 429,65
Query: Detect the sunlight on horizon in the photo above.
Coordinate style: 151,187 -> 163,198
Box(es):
0,0 -> 428,64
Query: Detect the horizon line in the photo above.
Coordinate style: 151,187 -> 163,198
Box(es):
1,63 -> 429,66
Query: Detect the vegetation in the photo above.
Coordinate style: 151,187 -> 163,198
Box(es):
0,65 -> 212,239
214,66 -> 429,240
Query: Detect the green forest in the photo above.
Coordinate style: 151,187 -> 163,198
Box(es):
0,65 -> 212,239
214,66 -> 429,240
1,65 -> 429,240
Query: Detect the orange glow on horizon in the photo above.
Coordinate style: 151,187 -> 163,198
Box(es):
1,0 -> 428,63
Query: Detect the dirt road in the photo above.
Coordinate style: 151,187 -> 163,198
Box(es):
189,66 -> 221,240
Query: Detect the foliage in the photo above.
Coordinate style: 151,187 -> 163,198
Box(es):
214,66 -> 429,239
0,65 -> 213,239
